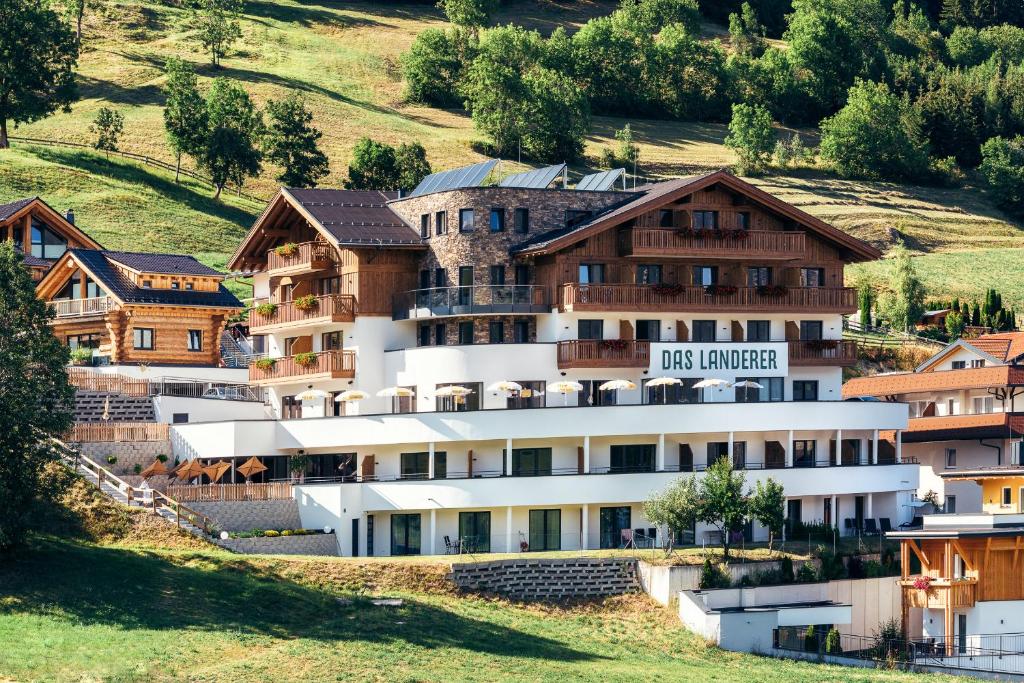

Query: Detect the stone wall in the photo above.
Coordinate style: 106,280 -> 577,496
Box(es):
450,557 -> 639,600
76,440 -> 173,478
215,532 -> 338,556
189,499 -> 302,532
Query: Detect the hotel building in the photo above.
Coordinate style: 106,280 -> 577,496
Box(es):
171,165 -> 916,556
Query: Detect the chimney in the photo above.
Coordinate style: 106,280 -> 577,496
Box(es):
65,208 -> 75,225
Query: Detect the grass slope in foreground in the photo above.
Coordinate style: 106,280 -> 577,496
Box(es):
0,538 -> 963,683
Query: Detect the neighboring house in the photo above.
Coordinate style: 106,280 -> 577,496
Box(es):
844,333 -> 1024,514
35,249 -> 243,366
919,309 -> 950,329
0,197 -> 103,281
169,163 -> 916,557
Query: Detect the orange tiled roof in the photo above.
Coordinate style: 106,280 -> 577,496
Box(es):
843,366 -> 1024,398
970,332 -> 1024,363
896,413 -> 1024,443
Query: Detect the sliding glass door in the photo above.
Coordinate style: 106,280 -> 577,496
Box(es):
528,509 -> 561,551
390,513 -> 421,556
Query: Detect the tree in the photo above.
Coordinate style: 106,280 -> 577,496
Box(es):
725,102 -> 776,174
188,0 -> 243,68
395,141 -> 432,191
820,80 -> 931,181
945,309 -> 966,339
979,135 -> 1024,216
880,242 -> 927,332
438,0 -> 496,28
653,26 -> 731,121
163,57 -> 208,183
614,123 -> 640,171
0,0 -> 78,149
90,107 -> 123,158
729,2 -> 766,57
697,457 -> 749,561
60,0 -> 92,45
858,281 -> 875,327
263,93 -> 329,188
0,243 -> 75,553
401,27 -> 477,107
344,137 -> 398,190
749,478 -> 785,552
197,78 -> 263,199
643,476 -> 699,554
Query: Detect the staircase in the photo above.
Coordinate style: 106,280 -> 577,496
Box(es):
220,330 -> 259,368
74,391 -> 156,422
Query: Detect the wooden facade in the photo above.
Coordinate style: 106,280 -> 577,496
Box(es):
0,197 -> 102,281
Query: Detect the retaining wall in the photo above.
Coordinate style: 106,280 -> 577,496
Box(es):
215,533 -> 338,556
638,558 -> 821,606
76,440 -> 173,477
189,499 -> 302,532
450,557 -> 638,600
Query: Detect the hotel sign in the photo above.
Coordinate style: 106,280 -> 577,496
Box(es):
650,342 -> 789,378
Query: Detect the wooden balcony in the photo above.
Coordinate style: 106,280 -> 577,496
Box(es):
559,284 -> 857,314
266,241 -> 335,276
557,340 -> 651,369
627,229 -> 805,260
49,296 -> 114,318
249,294 -> 356,332
788,340 -> 858,366
248,350 -> 356,385
901,578 -> 977,609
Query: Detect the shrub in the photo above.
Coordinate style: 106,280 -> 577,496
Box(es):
281,529 -> 293,536
780,556 -> 794,583
816,547 -> 847,580
825,627 -> 842,654
70,347 -> 93,365
293,294 -> 318,311
293,352 -> 318,367
804,625 -> 818,652
105,455 -> 117,465
401,27 -> 477,107
254,302 -> 277,317
156,454 -> 168,463
264,530 -> 279,537
699,558 -> 732,589
253,357 -> 276,371
795,562 -> 818,583
133,464 -> 142,475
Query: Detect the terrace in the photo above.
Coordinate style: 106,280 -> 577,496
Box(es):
249,293 -> 356,332
49,295 -> 114,318
392,285 -> 548,320
248,349 -> 356,385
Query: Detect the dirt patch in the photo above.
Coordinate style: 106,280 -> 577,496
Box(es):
268,557 -> 457,596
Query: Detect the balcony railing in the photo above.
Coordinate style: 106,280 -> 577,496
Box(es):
248,349 -> 356,384
788,339 -> 858,366
69,422 -> 169,443
557,339 -> 650,369
50,296 -> 114,318
559,284 -> 857,313
249,293 -> 356,330
902,578 -> 978,609
628,229 -> 805,259
266,241 -> 335,274
393,285 -> 548,320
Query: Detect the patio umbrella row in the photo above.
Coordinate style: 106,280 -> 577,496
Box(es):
135,455 -> 269,483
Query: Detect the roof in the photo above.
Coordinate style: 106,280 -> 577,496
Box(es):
0,196 -> 103,249
511,170 -> 882,261
285,189 -> 419,246
941,467 -> 1024,481
103,251 -> 224,276
0,197 -> 36,223
897,412 -> 1024,443
64,250 -> 242,308
970,332 -> 1024,364
843,365 -> 1024,398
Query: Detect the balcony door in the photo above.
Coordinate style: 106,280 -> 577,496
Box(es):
390,514 -> 421,556
528,509 -> 561,551
459,511 -> 491,553
599,506 -> 631,549
458,266 -> 473,306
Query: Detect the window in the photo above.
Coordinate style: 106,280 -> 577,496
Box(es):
951,360 -> 966,370
600,506 -> 632,549
172,413 -> 189,424
489,320 -> 505,344
391,514 -> 421,556
419,324 -> 431,347
435,211 -> 447,235
459,208 -> 475,232
458,266 -> 473,306
141,280 -> 152,288
515,264 -> 530,285
319,276 -> 341,295
579,263 -> 605,284
636,320 -> 660,341
400,451 -> 445,480
434,323 -> 446,346
659,209 -> 674,227
434,268 -> 446,288
692,210 -> 718,230
578,319 -> 604,340
945,448 -> 957,468
1003,487 -> 1012,506
610,444 -> 655,473
420,214 -> 430,238
187,329 -> 202,352
133,328 -> 154,350
579,379 -> 617,407
692,320 -> 716,342
284,337 -> 297,355
747,267 -> 772,287
945,496 -> 957,514
489,208 -> 505,232
800,321 -> 824,340
435,382 -> 481,412
170,281 -> 180,290
281,395 -> 301,419
971,359 -> 985,368
794,440 -> 816,467
490,265 -> 506,285
747,320 -> 771,342
514,208 -> 529,234
947,398 -> 956,415
737,211 -> 751,230
735,377 -> 783,403
67,333 -> 100,350
511,448 -> 552,476
513,319 -> 530,343
418,269 -> 431,290
565,209 -> 592,228
459,511 -> 491,552
636,264 -> 662,285
692,265 -> 718,286
30,220 -> 68,259
643,377 -> 701,405
800,267 -> 826,288
458,321 -> 474,345
184,282 -> 194,291
322,330 -> 343,351
793,380 -> 819,401
973,396 -> 995,414
529,509 -> 561,551
707,442 -> 746,469
506,380 -> 545,409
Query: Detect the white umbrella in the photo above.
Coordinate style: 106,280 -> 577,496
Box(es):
730,380 -> 764,402
599,379 -> 637,392
550,380 -> 584,406
376,387 -> 415,398
335,389 -> 369,402
646,376 -> 682,404
297,386 -> 329,401
487,381 -> 523,393
435,385 -> 473,397
693,378 -> 730,389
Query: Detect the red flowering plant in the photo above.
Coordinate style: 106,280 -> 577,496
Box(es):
704,284 -> 738,296
912,575 -> 932,591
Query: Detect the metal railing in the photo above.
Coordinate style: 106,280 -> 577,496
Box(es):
560,284 -> 857,312
49,296 -> 114,317
393,285 -> 548,320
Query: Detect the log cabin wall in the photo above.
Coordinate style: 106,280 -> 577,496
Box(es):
113,307 -> 229,365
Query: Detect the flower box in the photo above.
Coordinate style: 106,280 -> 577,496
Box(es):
650,283 -> 685,297
293,352 -> 319,367
274,242 -> 298,257
254,302 -> 278,317
756,284 -> 789,297
704,284 -> 738,296
293,294 -> 319,311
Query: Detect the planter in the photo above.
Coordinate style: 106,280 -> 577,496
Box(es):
650,284 -> 685,297
293,294 -> 319,312
756,285 -> 788,297
600,339 -> 630,352
253,357 -> 277,371
293,352 -> 318,367
274,242 -> 298,257
704,284 -> 738,296
254,302 -> 278,317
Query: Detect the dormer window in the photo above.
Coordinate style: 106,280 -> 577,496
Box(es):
185,282 -> 194,291
171,281 -> 180,289
142,280 -> 152,288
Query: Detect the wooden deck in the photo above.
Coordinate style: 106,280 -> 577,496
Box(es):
627,229 -> 805,260
266,241 -> 335,276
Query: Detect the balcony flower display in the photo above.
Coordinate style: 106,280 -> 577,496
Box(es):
293,294 -> 319,311
293,352 -> 319,367
253,357 -> 276,371
600,339 -> 630,352
650,283 -> 685,297
704,284 -> 738,296
806,339 -> 839,351
912,575 -> 932,591
254,302 -> 277,317
756,284 -> 788,297
274,242 -> 298,257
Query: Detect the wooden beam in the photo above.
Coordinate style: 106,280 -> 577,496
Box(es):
1014,536 -> 1022,568
951,539 -> 974,572
907,539 -> 930,572
984,537 -> 992,573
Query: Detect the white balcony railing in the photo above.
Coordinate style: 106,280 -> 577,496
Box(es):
49,296 -> 114,317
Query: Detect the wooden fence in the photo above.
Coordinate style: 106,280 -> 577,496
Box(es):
67,368 -> 150,396
166,482 -> 294,502
69,422 -> 169,442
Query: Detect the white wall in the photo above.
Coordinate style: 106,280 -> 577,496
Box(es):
153,395 -> 268,424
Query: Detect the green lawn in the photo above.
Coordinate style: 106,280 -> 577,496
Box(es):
0,537 -> 958,682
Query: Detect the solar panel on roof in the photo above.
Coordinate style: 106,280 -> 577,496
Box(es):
576,168 -> 626,192
409,159 -> 498,197
498,163 -> 566,189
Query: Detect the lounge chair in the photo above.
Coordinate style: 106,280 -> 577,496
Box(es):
443,535 -> 461,555
844,518 -> 855,534
864,519 -> 879,536
879,518 -> 893,533
899,516 -> 923,529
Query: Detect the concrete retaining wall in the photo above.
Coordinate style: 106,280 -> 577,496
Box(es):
638,558 -> 821,606
214,532 -> 338,556
451,557 -> 639,600
190,499 -> 302,532
76,440 -> 173,477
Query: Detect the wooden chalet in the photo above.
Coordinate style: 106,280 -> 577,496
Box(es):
0,197 -> 102,281
36,249 -> 243,365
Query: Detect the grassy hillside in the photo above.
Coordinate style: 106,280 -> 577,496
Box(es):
0,537 -> 961,683
4,0 -> 1023,305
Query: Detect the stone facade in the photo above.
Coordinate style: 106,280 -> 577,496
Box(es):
215,532 -> 338,556
77,440 -> 172,478
449,557 -> 639,600
189,499 -> 303,532
415,315 -> 538,346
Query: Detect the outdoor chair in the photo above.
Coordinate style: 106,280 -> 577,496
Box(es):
621,528 -> 635,549
899,516 -> 923,529
879,518 -> 893,533
863,519 -> 879,536
443,535 -> 461,555
844,518 -> 855,533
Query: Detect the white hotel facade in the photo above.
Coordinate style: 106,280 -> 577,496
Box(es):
172,166 -> 915,556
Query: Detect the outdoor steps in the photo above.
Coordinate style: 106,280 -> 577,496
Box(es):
220,330 -> 252,368
450,558 -> 640,600
74,391 -> 155,423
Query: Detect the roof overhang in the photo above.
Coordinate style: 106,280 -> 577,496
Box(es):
35,251 -> 125,305
1,197 -> 103,250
